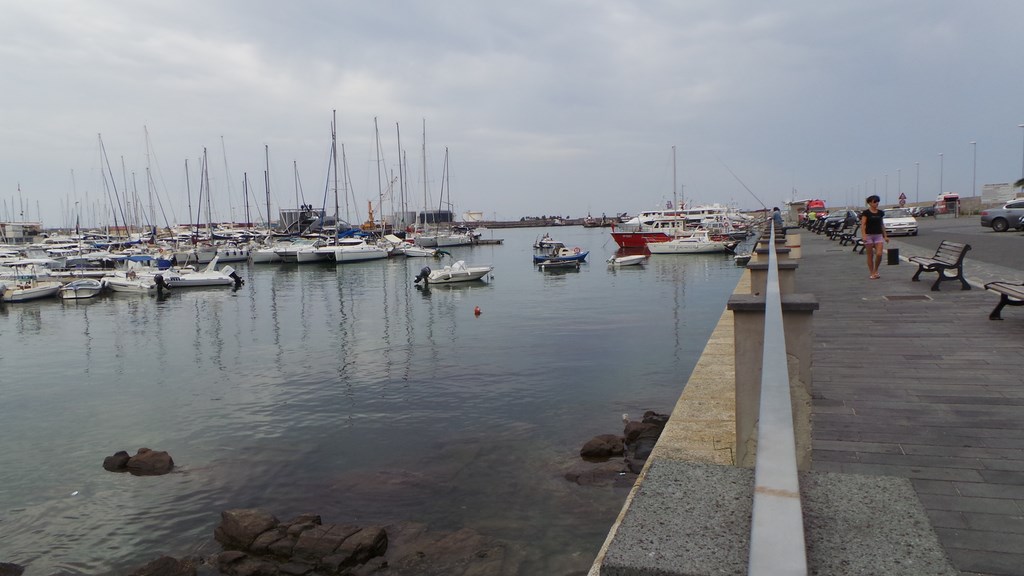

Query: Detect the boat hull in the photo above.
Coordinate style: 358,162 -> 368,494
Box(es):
611,231 -> 671,248
58,279 -> 104,299
103,277 -> 158,294
3,281 -> 63,302
646,240 -> 736,254
608,255 -> 646,266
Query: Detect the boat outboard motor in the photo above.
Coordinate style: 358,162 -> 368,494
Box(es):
154,274 -> 170,293
414,266 -> 431,284
222,265 -> 245,289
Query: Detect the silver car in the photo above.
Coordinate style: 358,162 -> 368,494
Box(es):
980,199 -> 1024,232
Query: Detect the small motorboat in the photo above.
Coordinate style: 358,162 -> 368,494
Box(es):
101,271 -> 160,294
58,278 -> 104,299
414,261 -> 493,285
160,258 -> 244,289
2,279 -> 63,302
607,254 -> 646,267
733,253 -> 752,266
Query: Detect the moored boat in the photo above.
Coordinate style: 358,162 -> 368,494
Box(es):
2,279 -> 63,302
607,254 -> 646,266
645,231 -> 739,254
101,271 -> 160,294
58,278 -> 104,300
413,261 -> 493,285
532,245 -> 589,264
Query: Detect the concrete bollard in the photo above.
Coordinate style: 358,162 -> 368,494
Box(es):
727,293 -> 819,470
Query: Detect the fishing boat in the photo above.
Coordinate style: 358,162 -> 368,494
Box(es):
413,261 -> 493,285
532,245 -> 589,264
645,230 -> 739,254
58,278 -> 104,300
533,233 -> 563,250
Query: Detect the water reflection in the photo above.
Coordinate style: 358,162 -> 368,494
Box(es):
0,227 -> 746,575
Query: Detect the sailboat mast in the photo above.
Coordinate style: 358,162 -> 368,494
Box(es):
396,122 -> 405,231
421,119 -> 428,230
204,148 -> 213,238
332,110 -> 340,237
264,145 -> 272,230
184,159 -> 194,241
374,116 -> 383,233
672,145 -> 677,210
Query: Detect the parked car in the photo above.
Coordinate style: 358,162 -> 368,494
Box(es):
883,207 -> 918,236
980,199 -> 1024,232
822,210 -> 859,232
910,206 -> 936,217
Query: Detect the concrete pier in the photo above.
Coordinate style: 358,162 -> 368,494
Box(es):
593,222 -> 1024,575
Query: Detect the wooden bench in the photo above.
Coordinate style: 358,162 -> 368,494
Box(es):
984,281 -> 1024,320
908,241 -> 972,291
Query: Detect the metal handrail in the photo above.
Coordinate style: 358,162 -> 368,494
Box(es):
748,224 -> 808,575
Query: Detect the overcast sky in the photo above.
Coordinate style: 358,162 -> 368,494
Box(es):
3,1 -> 1024,228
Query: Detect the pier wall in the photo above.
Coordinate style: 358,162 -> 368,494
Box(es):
589,234 -> 955,575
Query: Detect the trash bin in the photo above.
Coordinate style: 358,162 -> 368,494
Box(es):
887,248 -> 899,265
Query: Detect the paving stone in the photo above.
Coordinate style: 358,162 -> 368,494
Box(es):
800,231 -> 1024,576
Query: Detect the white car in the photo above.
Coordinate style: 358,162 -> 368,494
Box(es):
883,207 -> 918,236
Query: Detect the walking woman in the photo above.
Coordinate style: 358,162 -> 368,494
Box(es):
860,195 -> 889,279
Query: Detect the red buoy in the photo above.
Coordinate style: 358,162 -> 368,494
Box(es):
474,306 -> 481,316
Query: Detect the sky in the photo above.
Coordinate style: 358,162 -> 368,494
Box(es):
2,0 -> 1024,229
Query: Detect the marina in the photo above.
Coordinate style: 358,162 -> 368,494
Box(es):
0,225 -> 749,575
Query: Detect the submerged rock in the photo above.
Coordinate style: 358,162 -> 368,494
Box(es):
579,434 -> 624,459
103,448 -> 175,476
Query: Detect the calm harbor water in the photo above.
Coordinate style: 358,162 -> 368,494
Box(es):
0,226 -> 746,575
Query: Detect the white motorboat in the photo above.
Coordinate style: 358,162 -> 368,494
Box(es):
607,254 -> 647,266
101,271 -> 159,294
413,261 -> 493,285
274,239 -> 321,263
646,231 -> 738,254
58,278 -> 104,299
215,244 -> 250,263
159,258 -> 244,288
248,245 -> 283,264
2,279 -> 63,302
398,243 -> 438,257
317,238 -> 389,263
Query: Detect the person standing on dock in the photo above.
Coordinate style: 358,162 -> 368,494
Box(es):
860,195 -> 888,279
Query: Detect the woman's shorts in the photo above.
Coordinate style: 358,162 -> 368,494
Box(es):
863,234 -> 885,245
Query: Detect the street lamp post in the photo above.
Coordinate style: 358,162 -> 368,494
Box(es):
915,162 -> 920,205
938,153 -> 944,196
1018,124 -> 1024,180
970,141 -> 977,198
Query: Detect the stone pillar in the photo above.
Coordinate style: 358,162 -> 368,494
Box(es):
752,246 -> 791,263
728,293 -> 818,469
747,261 -> 799,295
